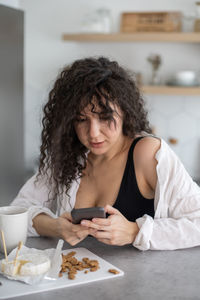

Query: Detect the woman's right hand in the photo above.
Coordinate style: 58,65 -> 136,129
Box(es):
56,212 -> 89,246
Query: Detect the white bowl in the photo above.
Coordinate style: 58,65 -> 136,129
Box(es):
173,71 -> 199,86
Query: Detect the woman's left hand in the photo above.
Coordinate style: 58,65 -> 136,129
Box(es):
80,205 -> 139,246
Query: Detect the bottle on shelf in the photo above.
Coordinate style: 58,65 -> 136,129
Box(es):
80,8 -> 112,33
194,2 -> 200,32
147,54 -> 162,85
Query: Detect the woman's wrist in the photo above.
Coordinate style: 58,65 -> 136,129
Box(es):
128,221 -> 139,244
33,213 -> 59,237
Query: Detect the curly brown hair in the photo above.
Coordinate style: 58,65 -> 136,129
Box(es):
37,56 -> 151,203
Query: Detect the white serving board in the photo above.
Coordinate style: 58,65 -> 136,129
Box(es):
0,247 -> 124,299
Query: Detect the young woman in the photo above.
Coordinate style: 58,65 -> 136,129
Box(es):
11,57 -> 200,250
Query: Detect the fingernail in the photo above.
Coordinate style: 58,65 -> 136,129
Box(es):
81,221 -> 86,225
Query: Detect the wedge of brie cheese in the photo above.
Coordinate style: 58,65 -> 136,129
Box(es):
1,253 -> 51,276
18,253 -> 51,276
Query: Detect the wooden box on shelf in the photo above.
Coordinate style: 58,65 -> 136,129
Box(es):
194,19 -> 200,32
120,11 -> 182,33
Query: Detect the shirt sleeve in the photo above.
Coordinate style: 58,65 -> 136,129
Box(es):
133,213 -> 200,250
133,139 -> 200,250
10,173 -> 57,237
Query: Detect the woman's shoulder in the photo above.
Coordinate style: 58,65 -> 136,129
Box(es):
134,135 -> 161,162
133,136 -> 161,190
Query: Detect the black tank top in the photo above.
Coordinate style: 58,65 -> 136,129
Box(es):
113,137 -> 154,222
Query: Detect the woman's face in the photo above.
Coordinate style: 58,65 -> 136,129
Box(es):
74,103 -> 124,155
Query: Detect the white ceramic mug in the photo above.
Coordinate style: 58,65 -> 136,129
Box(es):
0,206 -> 28,254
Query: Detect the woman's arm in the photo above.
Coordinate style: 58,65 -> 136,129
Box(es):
33,213 -> 89,246
134,136 -> 160,194
32,213 -> 59,237
81,205 -> 139,245
133,137 -> 200,250
11,173 -> 57,236
11,173 -> 89,244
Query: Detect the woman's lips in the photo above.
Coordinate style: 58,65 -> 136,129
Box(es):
90,141 -> 104,148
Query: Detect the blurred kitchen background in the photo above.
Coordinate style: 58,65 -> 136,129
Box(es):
0,0 -> 200,205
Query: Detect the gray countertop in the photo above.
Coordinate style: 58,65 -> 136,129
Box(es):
1,236 -> 200,300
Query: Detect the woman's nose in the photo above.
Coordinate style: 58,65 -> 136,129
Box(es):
88,119 -> 100,138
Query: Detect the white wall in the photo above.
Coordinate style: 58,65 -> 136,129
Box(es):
18,0 -> 200,179
0,0 -> 19,8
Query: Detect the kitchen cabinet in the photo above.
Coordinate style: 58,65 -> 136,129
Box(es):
62,32 -> 200,95
0,5 -> 24,205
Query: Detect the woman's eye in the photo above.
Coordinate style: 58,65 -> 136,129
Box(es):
100,118 -> 109,122
99,115 -> 112,121
76,118 -> 86,123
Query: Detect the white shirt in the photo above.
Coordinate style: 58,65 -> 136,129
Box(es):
11,138 -> 200,250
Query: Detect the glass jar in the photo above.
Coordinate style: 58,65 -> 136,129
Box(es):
95,8 -> 112,33
195,2 -> 200,18
80,8 -> 112,33
81,14 -> 104,33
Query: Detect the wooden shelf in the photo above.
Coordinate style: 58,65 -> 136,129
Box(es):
62,32 -> 200,43
62,32 -> 200,95
142,85 -> 200,95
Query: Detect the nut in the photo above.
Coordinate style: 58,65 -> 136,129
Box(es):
108,269 -> 119,274
60,251 -> 100,280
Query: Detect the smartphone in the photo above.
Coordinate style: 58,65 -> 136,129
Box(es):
71,207 -> 106,224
